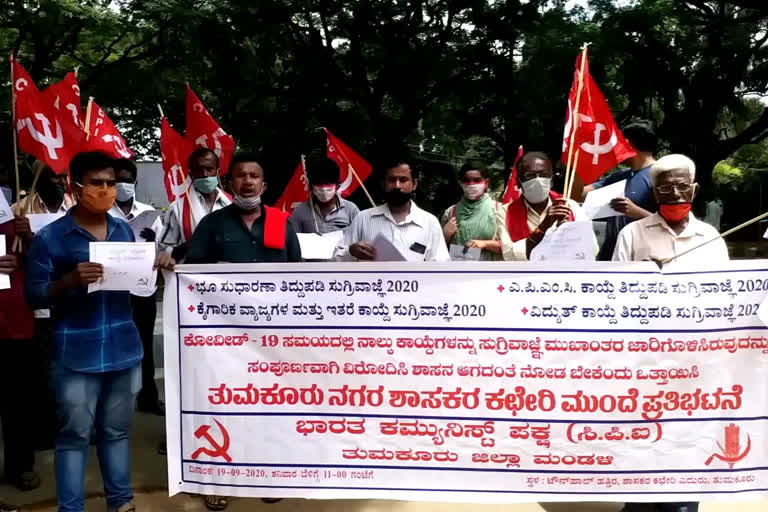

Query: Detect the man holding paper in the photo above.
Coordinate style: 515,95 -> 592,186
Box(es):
109,158 -> 165,416
572,120 -> 658,260
334,158 -> 450,262
495,152 -> 595,260
25,151 -> 175,512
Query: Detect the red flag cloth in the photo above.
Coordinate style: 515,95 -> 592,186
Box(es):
560,50 -> 636,184
502,145 -> 524,204
12,58 -> 82,174
324,129 -> 372,198
184,85 -> 235,175
273,159 -> 308,214
83,102 -> 134,159
160,118 -> 194,203
41,72 -> 82,129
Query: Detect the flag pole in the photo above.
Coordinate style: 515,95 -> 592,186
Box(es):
303,154 -> 320,232
321,129 -> 376,208
84,97 -> 94,139
562,42 -> 590,200
660,211 -> 768,265
9,54 -> 23,253
157,104 -> 165,119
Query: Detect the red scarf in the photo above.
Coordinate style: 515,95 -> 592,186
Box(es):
505,191 -> 574,242
262,205 -> 288,250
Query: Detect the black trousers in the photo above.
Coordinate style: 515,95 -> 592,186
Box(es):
0,339 -> 38,478
131,293 -> 159,406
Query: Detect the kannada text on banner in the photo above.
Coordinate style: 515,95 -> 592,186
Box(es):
162,261 -> 768,503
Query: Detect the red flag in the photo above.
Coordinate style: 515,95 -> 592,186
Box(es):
41,72 -> 82,129
12,58 -> 81,174
324,129 -> 372,198
160,118 -> 194,203
184,85 -> 235,175
560,50 -> 636,184
84,102 -> 134,159
502,145 -> 524,203
273,158 -> 308,214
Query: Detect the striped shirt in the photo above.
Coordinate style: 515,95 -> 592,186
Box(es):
25,210 -> 142,373
334,202 -> 450,262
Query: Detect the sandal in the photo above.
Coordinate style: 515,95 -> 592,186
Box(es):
204,495 -> 228,511
11,470 -> 41,491
261,498 -> 282,504
110,502 -> 136,512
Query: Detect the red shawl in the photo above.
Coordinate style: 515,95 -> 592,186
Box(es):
505,191 -> 574,242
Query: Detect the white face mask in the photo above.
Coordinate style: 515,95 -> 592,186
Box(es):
313,185 -> 337,203
233,183 -> 264,211
522,177 -> 551,204
115,182 -> 135,202
461,182 -> 486,201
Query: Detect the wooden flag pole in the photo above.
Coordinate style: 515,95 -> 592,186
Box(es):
562,43 -> 590,200
347,163 -> 376,208
9,55 -> 23,253
322,129 -> 376,208
302,154 -> 320,232
84,97 -> 94,139
660,211 -> 768,265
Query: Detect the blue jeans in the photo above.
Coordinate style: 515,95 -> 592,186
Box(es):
53,364 -> 141,512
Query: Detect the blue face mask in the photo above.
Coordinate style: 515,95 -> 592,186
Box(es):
193,176 -> 219,194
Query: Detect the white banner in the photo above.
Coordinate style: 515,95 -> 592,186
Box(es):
163,261 -> 768,503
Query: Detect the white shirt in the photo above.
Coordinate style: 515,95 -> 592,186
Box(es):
109,199 -> 164,297
496,197 -> 596,261
334,201 -> 450,262
158,188 -> 230,252
612,212 -> 729,266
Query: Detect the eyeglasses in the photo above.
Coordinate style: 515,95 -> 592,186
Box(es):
656,183 -> 694,194
521,172 -> 553,181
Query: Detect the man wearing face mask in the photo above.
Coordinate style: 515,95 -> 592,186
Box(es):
25,151 -> 175,512
441,161 -> 502,260
291,157 -> 360,234
186,153 -> 301,265
158,147 -> 231,261
496,152 -> 595,261
613,155 -> 726,274
334,158 -> 450,262
108,159 -> 165,416
12,161 -> 75,218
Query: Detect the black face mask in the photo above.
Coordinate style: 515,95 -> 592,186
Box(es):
38,181 -> 66,205
384,189 -> 411,207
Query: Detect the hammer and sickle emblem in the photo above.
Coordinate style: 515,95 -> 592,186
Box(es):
193,102 -> 205,113
705,423 -> 751,469
191,418 -> 232,462
15,78 -> 28,92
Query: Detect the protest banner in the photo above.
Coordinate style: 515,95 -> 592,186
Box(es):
163,261 -> 768,503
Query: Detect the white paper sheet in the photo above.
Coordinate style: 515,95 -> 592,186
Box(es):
297,230 -> 344,260
0,193 -> 13,225
28,213 -> 64,233
128,209 -> 162,241
530,221 -> 596,262
583,179 -> 626,220
88,242 -> 156,293
449,244 -> 482,261
371,233 -> 406,261
0,235 -> 10,290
